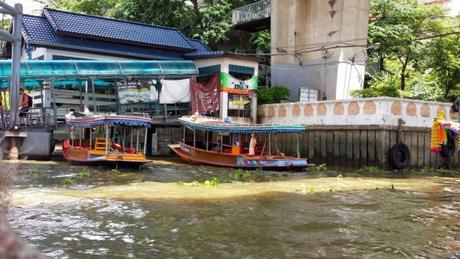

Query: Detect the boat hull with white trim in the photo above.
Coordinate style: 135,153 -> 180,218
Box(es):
169,143 -> 309,169
63,114 -> 152,165
169,116 -> 313,170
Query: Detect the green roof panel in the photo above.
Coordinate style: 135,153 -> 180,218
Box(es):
0,60 -> 198,80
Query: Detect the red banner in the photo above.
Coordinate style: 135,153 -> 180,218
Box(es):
190,75 -> 220,115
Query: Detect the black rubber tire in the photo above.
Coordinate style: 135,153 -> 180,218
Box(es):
389,143 -> 411,170
440,131 -> 456,158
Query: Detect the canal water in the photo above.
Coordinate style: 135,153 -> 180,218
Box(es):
5,161 -> 460,258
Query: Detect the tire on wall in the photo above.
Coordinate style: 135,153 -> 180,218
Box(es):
389,143 -> 411,170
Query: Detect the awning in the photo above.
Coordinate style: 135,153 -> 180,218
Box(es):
0,79 -> 114,89
0,60 -> 198,80
66,115 -> 153,128
178,116 -> 306,134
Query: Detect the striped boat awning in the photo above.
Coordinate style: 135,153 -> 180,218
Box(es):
0,60 -> 198,80
67,115 -> 153,128
178,116 -> 305,134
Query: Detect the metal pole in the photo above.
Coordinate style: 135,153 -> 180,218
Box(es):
91,79 -> 97,112
105,125 -> 109,155
296,134 -> 300,158
79,128 -> 82,147
268,134 -> 271,155
89,127 -> 92,150
50,81 -> 57,127
220,134 -> 223,152
136,127 -> 140,152
143,127 -> 148,155
123,127 -> 126,153
79,83 -> 83,111
9,4 -> 23,126
130,127 -> 133,148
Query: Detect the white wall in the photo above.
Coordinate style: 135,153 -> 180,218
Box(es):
258,97 -> 458,128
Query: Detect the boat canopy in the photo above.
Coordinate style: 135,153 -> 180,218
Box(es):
178,116 -> 305,134
67,115 -> 153,128
0,60 -> 198,81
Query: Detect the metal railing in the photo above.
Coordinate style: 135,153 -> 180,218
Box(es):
232,0 -> 271,25
0,107 -> 57,130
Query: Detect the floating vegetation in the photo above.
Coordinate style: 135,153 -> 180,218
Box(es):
296,184 -> 316,195
228,168 -> 266,182
60,178 -> 74,185
72,168 -> 90,181
358,166 -> 383,174
178,177 -> 220,188
27,168 -> 43,176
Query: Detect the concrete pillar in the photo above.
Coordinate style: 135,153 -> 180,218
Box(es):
271,0 -> 369,101
220,92 -> 228,120
8,137 -> 19,160
251,95 -> 258,123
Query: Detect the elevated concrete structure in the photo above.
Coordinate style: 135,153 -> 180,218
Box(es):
271,0 -> 369,101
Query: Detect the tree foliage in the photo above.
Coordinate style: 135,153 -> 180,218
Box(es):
365,0 -> 460,101
256,87 -> 290,104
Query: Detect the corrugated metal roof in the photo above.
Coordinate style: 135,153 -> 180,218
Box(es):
43,8 -> 195,51
21,15 -> 185,60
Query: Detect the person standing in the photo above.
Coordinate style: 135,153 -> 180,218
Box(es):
18,88 -> 32,124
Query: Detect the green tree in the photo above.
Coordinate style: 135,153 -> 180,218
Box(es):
368,0 -> 445,90
421,18 -> 460,99
52,0 -> 116,16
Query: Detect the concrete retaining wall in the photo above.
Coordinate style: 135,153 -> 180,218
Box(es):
258,98 -> 459,169
268,125 -> 458,169
258,97 -> 458,127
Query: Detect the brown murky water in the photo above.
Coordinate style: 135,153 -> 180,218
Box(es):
6,161 -> 460,258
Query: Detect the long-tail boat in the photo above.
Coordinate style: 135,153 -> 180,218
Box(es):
63,114 -> 153,164
169,115 -> 312,169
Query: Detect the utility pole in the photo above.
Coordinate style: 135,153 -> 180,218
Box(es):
0,2 -> 22,127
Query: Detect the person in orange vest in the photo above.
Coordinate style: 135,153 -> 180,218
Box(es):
19,88 -> 32,124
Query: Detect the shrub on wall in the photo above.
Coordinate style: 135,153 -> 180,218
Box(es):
256,87 -> 290,104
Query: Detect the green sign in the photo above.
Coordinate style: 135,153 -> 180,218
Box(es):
220,72 -> 258,91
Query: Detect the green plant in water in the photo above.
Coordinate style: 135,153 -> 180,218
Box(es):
73,168 -> 90,181
228,168 -> 266,182
203,177 -> 220,187
60,178 -> 74,185
296,184 -> 316,195
27,168 -> 43,176
312,163 -> 327,172
179,177 -> 220,188
358,166 -> 383,174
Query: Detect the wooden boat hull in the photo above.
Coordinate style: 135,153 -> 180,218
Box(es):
169,143 -> 310,169
62,140 -> 150,164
